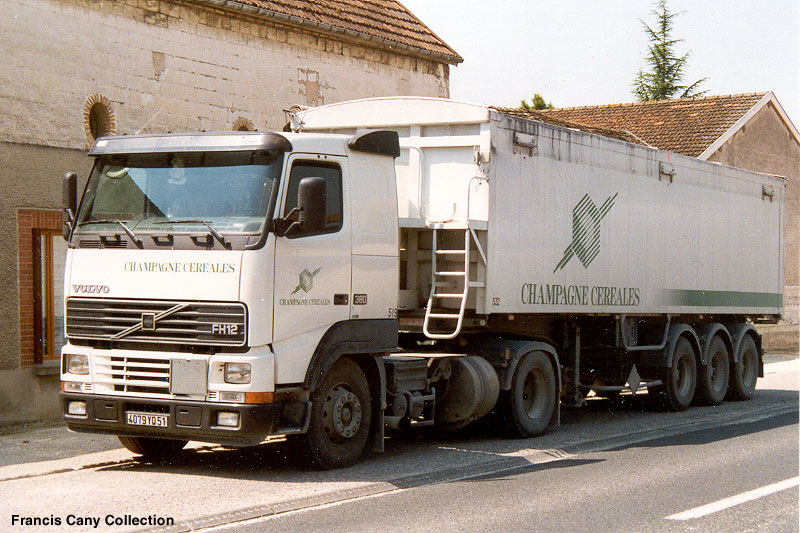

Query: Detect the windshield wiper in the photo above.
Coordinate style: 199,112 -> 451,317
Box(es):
76,219 -> 143,247
154,219 -> 231,249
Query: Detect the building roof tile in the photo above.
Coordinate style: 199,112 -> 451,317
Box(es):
213,0 -> 462,63
492,106 -> 644,145
540,93 -> 768,157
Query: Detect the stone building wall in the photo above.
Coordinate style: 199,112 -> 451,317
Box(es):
0,143 -> 90,422
0,143 -> 90,371
1,0 -> 450,150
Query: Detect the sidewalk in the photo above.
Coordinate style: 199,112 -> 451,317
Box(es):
0,422 -> 121,469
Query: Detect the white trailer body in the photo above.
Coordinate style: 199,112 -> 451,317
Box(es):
295,97 -> 784,322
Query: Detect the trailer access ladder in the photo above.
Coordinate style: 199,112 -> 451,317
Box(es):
423,223 -> 487,339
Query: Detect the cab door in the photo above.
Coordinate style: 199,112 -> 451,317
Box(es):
272,155 -> 351,361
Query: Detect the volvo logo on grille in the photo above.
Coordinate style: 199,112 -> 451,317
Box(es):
141,313 -> 156,331
112,304 -> 187,340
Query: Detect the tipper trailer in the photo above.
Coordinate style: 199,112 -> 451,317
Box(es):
61,97 -> 784,468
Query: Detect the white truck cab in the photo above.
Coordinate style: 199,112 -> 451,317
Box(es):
61,130 -> 401,467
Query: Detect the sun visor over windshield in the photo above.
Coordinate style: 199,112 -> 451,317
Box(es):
89,132 -> 293,155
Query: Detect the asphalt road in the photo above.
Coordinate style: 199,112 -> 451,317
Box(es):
226,411 -> 798,533
0,355 -> 797,533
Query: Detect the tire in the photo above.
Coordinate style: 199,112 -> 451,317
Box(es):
728,335 -> 759,401
117,436 -> 187,457
648,337 -> 697,412
498,351 -> 556,438
303,358 -> 372,470
694,336 -> 730,406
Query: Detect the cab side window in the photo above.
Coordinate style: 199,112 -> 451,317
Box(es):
283,161 -> 343,237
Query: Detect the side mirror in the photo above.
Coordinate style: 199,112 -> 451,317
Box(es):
297,176 -> 326,234
62,172 -> 77,241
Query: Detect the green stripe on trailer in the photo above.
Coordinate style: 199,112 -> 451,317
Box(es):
661,290 -> 783,308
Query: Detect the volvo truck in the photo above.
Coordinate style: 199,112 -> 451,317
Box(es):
61,97 -> 784,468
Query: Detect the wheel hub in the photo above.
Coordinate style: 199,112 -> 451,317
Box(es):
522,369 -> 546,418
675,355 -> 691,396
324,385 -> 361,441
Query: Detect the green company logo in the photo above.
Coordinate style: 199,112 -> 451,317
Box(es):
554,192 -> 618,272
291,267 -> 321,294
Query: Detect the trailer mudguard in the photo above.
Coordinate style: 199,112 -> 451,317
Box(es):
694,323 -> 734,367
727,323 -> 764,377
638,324 -> 701,369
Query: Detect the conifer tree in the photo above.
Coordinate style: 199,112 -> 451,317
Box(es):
520,94 -> 554,111
633,0 -> 707,101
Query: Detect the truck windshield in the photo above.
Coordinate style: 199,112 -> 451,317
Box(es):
75,150 -> 283,234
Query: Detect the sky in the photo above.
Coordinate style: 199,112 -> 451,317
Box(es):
400,0 -> 800,125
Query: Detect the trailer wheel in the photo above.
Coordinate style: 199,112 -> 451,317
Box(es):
303,358 -> 371,470
694,336 -> 730,405
117,436 -> 187,457
728,335 -> 758,401
499,351 -> 556,438
649,337 -> 696,411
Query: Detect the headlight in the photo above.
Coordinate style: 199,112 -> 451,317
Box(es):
224,363 -> 251,384
66,354 -> 89,375
67,401 -> 87,416
216,412 -> 240,427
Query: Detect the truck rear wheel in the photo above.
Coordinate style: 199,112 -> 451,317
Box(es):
303,358 -> 372,470
498,351 -> 556,438
695,336 -> 730,406
117,436 -> 187,457
648,337 -> 696,411
728,335 -> 758,400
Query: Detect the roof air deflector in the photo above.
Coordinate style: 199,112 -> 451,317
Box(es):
347,130 -> 400,158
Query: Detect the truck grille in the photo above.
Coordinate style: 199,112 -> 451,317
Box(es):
124,401 -> 170,414
66,298 -> 247,347
94,354 -> 171,395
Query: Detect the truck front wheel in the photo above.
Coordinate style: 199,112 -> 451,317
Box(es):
117,436 -> 187,457
303,358 -> 372,469
498,351 -> 556,438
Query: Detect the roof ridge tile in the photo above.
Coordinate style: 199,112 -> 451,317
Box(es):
211,0 -> 462,63
545,92 -> 768,113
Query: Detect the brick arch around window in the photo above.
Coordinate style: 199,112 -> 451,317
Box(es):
232,117 -> 255,131
83,93 -> 116,146
18,209 -> 63,368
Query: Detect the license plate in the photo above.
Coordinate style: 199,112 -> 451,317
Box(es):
126,412 -> 168,427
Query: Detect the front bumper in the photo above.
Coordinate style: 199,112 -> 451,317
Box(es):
61,393 -> 280,446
